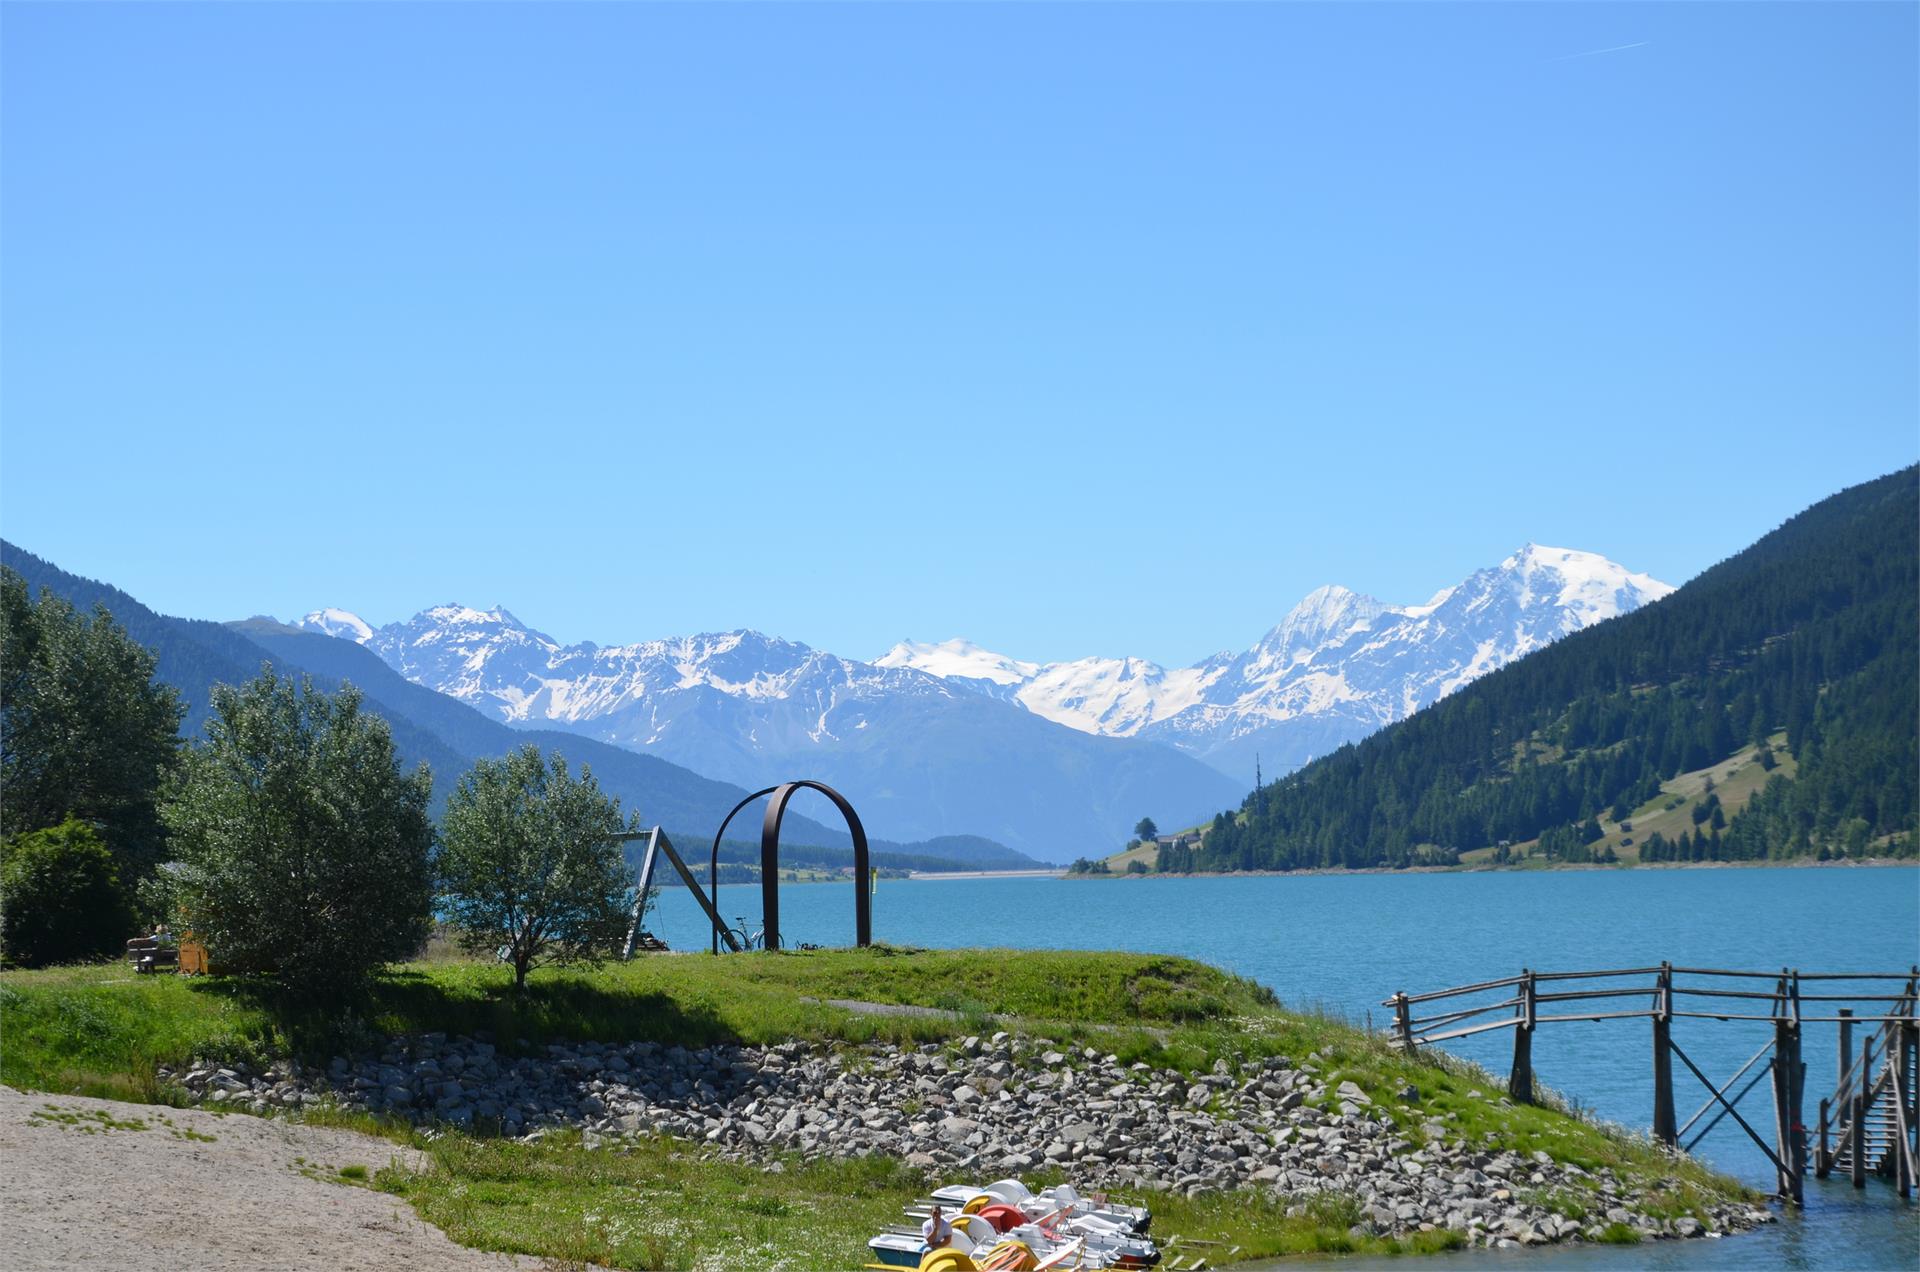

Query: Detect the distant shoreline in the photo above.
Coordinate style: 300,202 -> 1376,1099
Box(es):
1068,856 -> 1916,880
904,867 -> 1064,880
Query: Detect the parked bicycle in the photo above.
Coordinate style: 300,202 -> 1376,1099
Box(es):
726,915 -> 765,952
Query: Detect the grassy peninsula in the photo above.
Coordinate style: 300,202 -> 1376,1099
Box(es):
1,947 -> 1757,1268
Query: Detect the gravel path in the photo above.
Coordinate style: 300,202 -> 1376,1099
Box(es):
0,1085 -> 538,1272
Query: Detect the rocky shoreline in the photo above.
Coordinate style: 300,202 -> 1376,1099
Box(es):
161,1033 -> 1772,1253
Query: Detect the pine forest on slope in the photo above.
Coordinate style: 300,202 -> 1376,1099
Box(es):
1161,468 -> 1919,872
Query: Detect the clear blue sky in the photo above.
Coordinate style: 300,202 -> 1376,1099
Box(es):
3,2 -> 1913,667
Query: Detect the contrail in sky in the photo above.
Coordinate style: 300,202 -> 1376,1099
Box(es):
1550,41 -> 1651,62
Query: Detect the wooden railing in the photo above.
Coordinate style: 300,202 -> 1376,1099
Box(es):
1815,988 -> 1920,1191
1384,964 -> 1920,1204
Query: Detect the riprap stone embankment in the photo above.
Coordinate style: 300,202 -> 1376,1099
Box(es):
161,1030 -> 1770,1250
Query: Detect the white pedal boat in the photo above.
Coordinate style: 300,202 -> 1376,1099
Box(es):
871,1213 -> 1144,1270
927,1178 -> 1153,1235
896,1205 -> 1159,1268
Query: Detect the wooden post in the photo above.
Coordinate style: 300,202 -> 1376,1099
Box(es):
1788,972 -> 1806,1201
1771,1015 -> 1803,1203
1897,979 -> 1912,1188
1653,962 -> 1677,1147
1833,1005 -> 1856,1178
1904,976 -> 1919,1192
1907,1018 -> 1920,1195
1770,1026 -> 1791,1201
1852,1034 -> 1870,1188
1817,1097 -> 1831,1177
1898,1021 -> 1913,1200
1392,993 -> 1414,1053
1509,970 -> 1536,1105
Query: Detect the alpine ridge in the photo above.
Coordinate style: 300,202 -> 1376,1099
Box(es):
293,544 -> 1665,856
293,610 -> 1243,860
881,545 -> 1674,778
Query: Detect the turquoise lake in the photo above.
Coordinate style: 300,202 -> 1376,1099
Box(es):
646,865 -> 1920,1270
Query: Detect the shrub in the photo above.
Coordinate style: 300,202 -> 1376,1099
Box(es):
162,670 -> 434,998
1,819 -> 137,967
439,746 -> 638,990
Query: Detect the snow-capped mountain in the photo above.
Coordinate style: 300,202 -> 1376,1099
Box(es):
300,606 -> 374,643
296,545 -> 1666,855
879,545 -> 1674,779
293,607 -> 1243,861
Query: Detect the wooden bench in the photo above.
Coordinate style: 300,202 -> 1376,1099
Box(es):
125,936 -> 178,975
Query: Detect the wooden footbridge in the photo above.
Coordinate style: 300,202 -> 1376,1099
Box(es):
1384,964 -> 1920,1205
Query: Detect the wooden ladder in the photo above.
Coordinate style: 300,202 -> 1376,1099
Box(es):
1818,985 -> 1919,1192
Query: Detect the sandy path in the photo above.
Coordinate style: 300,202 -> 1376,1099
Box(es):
0,1085 -> 541,1272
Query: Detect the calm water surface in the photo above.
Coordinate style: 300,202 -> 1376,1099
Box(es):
648,866 -> 1920,1270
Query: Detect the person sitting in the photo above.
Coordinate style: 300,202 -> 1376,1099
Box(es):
922,1203 -> 953,1249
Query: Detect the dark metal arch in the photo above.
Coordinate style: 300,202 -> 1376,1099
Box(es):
709,787 -> 779,954
761,780 -> 870,952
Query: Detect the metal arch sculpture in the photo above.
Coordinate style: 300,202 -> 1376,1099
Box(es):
709,787 -> 779,954
761,781 -> 871,951
705,780 -> 872,953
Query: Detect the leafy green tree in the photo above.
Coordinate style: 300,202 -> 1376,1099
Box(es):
162,670 -> 434,997
0,569 -> 183,871
0,818 -> 137,967
438,746 -> 638,990
1133,817 -> 1159,842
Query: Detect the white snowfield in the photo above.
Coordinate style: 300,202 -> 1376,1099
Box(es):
298,606 -> 374,644
299,543 -> 1671,782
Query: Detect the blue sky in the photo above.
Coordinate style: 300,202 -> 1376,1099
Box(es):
3,2 -> 1913,666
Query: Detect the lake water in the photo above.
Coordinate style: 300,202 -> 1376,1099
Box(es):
647,866 -> 1920,1270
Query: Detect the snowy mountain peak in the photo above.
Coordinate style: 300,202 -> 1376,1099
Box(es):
1489,544 -> 1675,622
876,638 -> 1040,686
420,603 -> 532,631
1256,584 -> 1390,663
880,546 -> 1673,779
298,607 -> 374,643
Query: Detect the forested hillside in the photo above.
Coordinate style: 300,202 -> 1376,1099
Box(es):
1169,468 -> 1918,871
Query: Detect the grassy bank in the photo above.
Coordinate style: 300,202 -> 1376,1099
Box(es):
2,948 -> 1754,1267
1,948 -> 1285,1099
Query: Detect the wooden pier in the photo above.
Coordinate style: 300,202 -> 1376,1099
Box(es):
1385,964 -> 1920,1205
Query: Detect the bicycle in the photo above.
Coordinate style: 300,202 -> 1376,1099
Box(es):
726,916 -> 765,952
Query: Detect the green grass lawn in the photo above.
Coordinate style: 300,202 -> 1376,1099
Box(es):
2,947 -> 1754,1267
0,947 -> 1285,1098
363,1129 -> 1473,1270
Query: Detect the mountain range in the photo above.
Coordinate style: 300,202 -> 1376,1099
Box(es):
294,612 -> 1245,860
0,542 -> 1044,878
297,545 -> 1671,859
880,544 -> 1674,777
